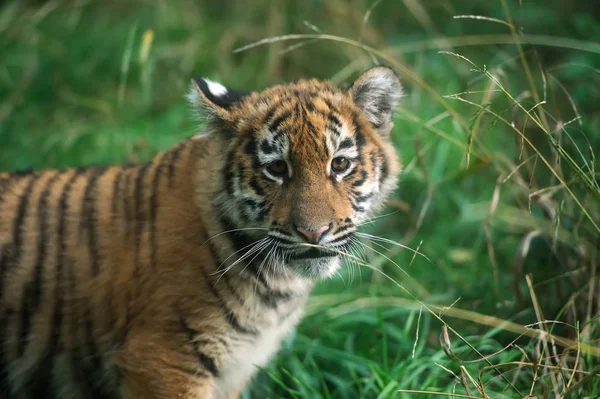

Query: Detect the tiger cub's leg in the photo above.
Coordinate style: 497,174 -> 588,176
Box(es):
123,369 -> 216,399
121,333 -> 219,399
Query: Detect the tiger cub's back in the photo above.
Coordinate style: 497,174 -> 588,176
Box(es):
0,139 -> 204,397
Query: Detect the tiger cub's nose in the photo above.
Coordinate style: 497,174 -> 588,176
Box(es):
295,224 -> 331,243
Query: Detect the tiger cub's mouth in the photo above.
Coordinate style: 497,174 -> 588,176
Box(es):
268,223 -> 355,261
288,247 -> 339,260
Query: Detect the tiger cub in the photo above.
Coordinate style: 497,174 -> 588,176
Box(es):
0,67 -> 403,398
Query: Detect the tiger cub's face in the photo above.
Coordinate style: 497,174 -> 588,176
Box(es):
189,67 -> 403,279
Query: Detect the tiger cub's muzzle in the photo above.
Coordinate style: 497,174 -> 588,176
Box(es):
268,220 -> 355,260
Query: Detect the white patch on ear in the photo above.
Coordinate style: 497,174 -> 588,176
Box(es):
349,67 -> 404,136
205,78 -> 228,97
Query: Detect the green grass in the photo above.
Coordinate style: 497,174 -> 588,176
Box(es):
1,0 -> 599,397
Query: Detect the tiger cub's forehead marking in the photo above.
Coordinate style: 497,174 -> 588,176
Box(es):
328,123 -> 358,159
256,126 -> 292,165
254,110 -> 359,176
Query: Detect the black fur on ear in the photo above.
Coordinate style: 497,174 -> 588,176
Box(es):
187,77 -> 251,119
348,67 -> 404,136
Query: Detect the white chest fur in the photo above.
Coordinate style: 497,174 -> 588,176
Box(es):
214,306 -> 303,397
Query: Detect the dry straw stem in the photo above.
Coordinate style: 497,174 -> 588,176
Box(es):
565,326 -> 581,391
235,33 -> 600,61
460,365 -> 488,399
583,246 -> 597,341
453,15 -> 512,28
330,35 -> 599,88
322,296 -> 600,357
458,366 -> 474,397
524,273 -> 551,393
500,0 -> 550,131
396,390 -> 487,398
484,176 -> 503,295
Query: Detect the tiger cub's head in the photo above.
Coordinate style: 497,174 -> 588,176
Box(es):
188,67 -> 403,279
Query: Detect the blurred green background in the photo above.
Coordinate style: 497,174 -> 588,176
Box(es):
1,0 -> 599,397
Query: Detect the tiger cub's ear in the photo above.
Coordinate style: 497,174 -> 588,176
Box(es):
348,66 -> 403,137
187,77 -> 251,121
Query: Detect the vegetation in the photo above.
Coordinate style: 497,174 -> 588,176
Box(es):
1,0 -> 599,397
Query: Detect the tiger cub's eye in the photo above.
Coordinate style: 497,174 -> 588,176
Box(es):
266,160 -> 288,177
331,157 -> 351,173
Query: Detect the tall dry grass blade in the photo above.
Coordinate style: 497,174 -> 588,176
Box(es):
565,323 -> 581,391
355,232 -> 431,262
458,367 -> 474,398
435,362 -> 460,380
485,176 -> 502,294
548,74 -> 582,127
389,34 -> 600,55
525,274 -> 562,396
527,155 -> 538,214
453,15 -> 512,27
396,390 -> 486,399
411,305 -> 423,359
460,365 -> 488,399
500,0 -> 550,130
582,245 -> 597,342
403,0 -> 459,75
414,134 -> 435,230
118,24 -> 137,107
409,239 -> 423,267
358,0 -> 386,43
